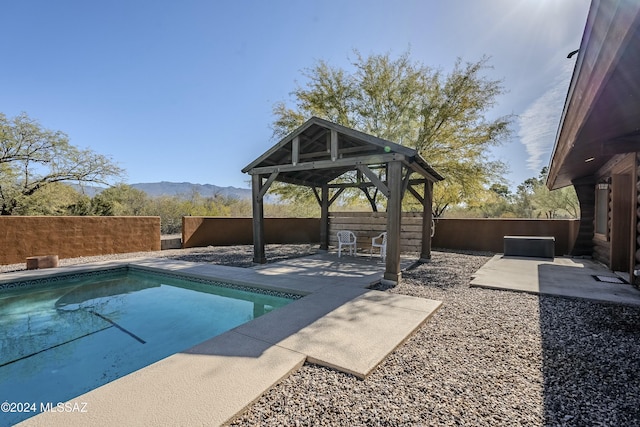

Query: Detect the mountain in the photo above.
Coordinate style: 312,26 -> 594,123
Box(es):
72,181 -> 254,200
130,182 -> 252,200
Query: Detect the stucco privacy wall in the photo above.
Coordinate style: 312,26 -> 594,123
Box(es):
432,218 -> 579,255
182,217 -> 321,248
329,212 -> 579,256
0,216 -> 160,265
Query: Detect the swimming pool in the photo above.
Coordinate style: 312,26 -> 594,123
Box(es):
0,267 -> 300,426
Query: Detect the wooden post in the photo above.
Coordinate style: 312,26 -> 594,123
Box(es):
420,180 -> 433,261
251,174 -> 266,264
320,184 -> 329,251
384,161 -> 403,284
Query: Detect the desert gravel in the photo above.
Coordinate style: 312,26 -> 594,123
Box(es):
3,245 -> 639,426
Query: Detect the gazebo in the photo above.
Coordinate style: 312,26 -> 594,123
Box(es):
242,117 -> 444,284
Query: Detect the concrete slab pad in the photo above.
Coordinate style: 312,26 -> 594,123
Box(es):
19,332 -> 306,427
234,288 -> 442,379
276,293 -> 442,378
471,255 -> 640,306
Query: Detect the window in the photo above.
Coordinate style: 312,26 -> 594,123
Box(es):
595,182 -> 609,236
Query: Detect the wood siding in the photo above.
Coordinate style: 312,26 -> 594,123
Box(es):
593,153 -> 636,272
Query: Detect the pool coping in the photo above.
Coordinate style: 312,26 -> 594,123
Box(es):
10,254 -> 442,426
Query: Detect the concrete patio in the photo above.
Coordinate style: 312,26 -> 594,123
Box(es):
470,254 -> 640,306
12,253 -> 440,426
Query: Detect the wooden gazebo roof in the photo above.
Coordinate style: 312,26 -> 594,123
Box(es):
242,117 -> 443,188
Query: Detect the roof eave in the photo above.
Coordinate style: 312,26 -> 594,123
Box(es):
547,0 -> 640,190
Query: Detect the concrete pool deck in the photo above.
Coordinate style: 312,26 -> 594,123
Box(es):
9,253 -> 441,427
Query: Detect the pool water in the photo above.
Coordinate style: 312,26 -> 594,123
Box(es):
0,268 -> 297,426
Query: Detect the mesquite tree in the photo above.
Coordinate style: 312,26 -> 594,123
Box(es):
0,112 -> 124,215
272,51 -> 512,215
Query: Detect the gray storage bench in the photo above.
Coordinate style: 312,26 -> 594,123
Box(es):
503,236 -> 555,258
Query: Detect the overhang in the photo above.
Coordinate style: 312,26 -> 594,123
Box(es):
547,0 -> 640,190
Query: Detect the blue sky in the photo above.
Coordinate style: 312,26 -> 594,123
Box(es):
2,0 -> 590,191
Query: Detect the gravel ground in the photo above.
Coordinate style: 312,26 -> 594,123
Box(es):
3,245 -> 640,426
228,249 -> 640,427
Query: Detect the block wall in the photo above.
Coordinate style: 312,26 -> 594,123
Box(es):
0,216 -> 161,265
182,217 -> 320,248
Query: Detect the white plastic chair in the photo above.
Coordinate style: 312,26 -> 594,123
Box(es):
370,232 -> 387,259
336,230 -> 357,257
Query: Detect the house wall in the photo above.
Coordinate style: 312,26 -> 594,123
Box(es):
329,212 -> 579,255
592,153 -> 637,275
0,216 -> 161,265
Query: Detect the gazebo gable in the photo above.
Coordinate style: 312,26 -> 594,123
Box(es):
243,117 -> 442,188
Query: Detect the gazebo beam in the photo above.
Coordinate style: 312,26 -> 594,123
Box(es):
312,187 -> 322,205
356,164 -> 390,197
326,178 -> 427,189
248,153 -> 404,175
258,171 -> 279,199
401,168 -> 413,198
407,184 -> 424,204
406,161 -> 442,183
328,187 -> 346,205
